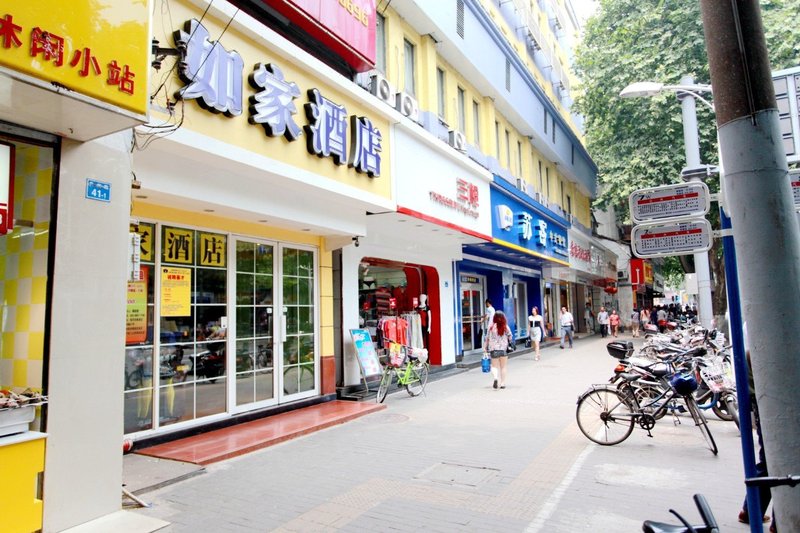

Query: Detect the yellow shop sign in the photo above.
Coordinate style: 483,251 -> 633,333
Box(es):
0,1 -> 149,115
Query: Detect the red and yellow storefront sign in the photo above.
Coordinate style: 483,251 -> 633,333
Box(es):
0,1 -> 149,115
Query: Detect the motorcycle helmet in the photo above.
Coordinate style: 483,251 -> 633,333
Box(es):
670,372 -> 698,395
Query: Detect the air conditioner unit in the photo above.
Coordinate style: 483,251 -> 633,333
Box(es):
534,192 -> 543,203
617,270 -> 628,280
568,214 -> 575,224
448,130 -> 467,153
395,91 -> 419,121
525,183 -> 537,197
515,178 -> 527,192
369,73 -> 394,106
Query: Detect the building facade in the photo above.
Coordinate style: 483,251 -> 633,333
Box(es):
0,0 -> 602,529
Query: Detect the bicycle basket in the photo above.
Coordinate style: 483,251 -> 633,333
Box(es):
388,343 -> 406,367
670,372 -> 699,395
699,361 -> 734,393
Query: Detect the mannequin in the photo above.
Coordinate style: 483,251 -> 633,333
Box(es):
416,294 -> 431,348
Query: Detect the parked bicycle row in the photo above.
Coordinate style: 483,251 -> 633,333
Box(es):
576,326 -> 739,456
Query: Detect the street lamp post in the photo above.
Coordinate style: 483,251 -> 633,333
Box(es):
619,76 -> 715,330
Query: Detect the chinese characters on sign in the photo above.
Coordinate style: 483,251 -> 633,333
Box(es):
429,178 -> 481,218
495,202 -> 568,258
199,232 -> 226,267
248,62 -> 302,140
173,19 -> 382,177
162,227 -> 193,265
126,265 -> 148,344
175,19 -> 244,116
1,12 -> 137,95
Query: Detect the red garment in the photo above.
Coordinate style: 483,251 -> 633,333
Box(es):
609,314 -> 620,326
382,317 -> 408,345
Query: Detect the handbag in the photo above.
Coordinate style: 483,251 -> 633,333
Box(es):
506,339 -> 516,353
481,354 -> 491,372
524,338 -> 532,348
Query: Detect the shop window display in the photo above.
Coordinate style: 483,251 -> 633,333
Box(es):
358,259 -> 429,353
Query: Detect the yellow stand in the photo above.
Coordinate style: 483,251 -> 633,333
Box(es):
0,431 -> 46,533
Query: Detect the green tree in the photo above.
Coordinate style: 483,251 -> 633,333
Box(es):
574,0 -> 800,316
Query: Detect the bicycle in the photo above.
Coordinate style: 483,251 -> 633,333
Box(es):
576,369 -> 718,455
376,345 -> 429,403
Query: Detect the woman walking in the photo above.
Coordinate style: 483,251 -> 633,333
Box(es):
483,310 -> 513,389
528,306 -> 544,361
631,307 -> 640,338
609,309 -> 620,338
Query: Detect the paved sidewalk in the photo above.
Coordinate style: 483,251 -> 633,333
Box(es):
132,333 -> 752,532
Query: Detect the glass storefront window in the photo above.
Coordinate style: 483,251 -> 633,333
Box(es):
0,138 -> 56,433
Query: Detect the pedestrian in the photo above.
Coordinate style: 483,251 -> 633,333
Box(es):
657,306 -> 668,333
483,310 -> 512,389
609,309 -> 620,338
738,323 -> 775,531
597,306 -> 609,338
528,306 -> 544,361
640,307 -> 650,335
584,302 -> 594,333
559,306 -> 574,349
631,307 -> 640,337
482,299 -> 495,341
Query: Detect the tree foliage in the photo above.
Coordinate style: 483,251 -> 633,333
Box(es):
574,0 -> 800,217
574,0 -> 800,309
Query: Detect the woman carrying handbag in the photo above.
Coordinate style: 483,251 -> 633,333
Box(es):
483,311 -> 513,389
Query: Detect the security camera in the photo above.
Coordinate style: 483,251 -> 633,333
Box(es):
352,236 -> 360,247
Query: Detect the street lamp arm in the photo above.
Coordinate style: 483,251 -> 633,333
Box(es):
619,82 -> 714,111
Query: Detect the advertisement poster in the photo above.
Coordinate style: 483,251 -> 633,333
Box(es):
161,267 -> 191,317
126,266 -> 148,344
349,329 -> 382,377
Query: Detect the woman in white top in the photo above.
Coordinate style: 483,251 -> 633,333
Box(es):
528,306 -> 544,361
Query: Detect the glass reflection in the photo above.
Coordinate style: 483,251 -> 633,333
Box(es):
123,389 -> 153,433
255,370 -> 274,401
236,241 -> 255,272
298,363 -> 315,392
196,377 -> 226,418
159,382 -> 193,426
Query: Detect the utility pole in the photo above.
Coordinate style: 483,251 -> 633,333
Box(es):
700,2 -> 800,530
678,75 -> 714,329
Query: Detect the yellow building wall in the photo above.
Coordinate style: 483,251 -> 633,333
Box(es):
379,3 -> 593,225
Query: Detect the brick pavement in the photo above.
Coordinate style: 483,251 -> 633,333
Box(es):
133,333 -> 753,532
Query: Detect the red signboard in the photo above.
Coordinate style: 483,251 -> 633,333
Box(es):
0,142 -> 15,236
264,0 -> 376,72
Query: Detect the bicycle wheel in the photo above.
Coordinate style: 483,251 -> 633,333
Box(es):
405,364 -> 425,397
376,367 -> 393,403
576,387 -> 635,445
413,361 -> 429,388
685,395 -> 718,455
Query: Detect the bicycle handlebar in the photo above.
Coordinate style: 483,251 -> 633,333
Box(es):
745,475 -> 800,488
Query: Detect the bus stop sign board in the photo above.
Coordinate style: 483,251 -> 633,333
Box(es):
632,219 -> 713,259
629,182 -> 710,224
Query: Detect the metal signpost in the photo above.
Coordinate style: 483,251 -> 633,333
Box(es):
631,219 -> 713,259
629,182 -> 713,259
630,182 -> 711,223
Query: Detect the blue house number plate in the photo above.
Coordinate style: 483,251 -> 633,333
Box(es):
86,179 -> 111,202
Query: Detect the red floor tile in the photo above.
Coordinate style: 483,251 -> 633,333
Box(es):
136,401 -> 385,465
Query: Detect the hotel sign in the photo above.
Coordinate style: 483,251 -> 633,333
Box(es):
0,2 -> 150,115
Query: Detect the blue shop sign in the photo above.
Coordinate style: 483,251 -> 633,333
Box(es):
490,186 -> 569,260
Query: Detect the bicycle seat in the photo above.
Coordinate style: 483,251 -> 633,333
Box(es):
619,372 -> 642,382
642,520 -> 693,533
